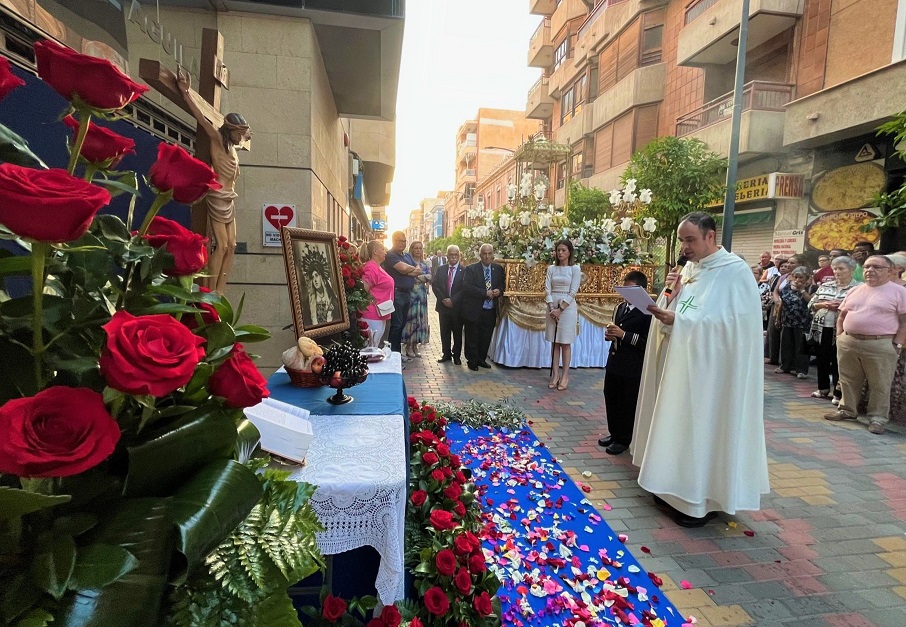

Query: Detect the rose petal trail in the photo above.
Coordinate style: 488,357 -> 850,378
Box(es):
447,424 -> 686,627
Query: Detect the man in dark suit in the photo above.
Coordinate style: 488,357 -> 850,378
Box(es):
461,243 -> 505,371
431,245 -> 464,365
599,271 -> 651,455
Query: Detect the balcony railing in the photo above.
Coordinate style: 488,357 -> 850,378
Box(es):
675,81 -> 794,136
684,0 -> 721,24
528,75 -> 548,99
578,0 -> 629,38
531,17 -> 551,44
457,138 -> 477,153
460,169 -> 476,178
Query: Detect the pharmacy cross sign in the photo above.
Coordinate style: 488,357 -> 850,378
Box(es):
138,28 -> 248,235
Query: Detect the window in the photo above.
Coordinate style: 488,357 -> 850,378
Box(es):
557,162 -> 566,189
560,73 -> 588,124
592,104 -> 660,174
641,25 -> 663,65
571,152 -> 584,176
554,38 -> 569,70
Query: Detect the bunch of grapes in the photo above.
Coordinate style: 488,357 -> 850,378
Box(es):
321,341 -> 368,386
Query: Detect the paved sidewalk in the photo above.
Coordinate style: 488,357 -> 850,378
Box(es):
403,307 -> 906,627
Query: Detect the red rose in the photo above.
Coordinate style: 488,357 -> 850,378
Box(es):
454,470 -> 466,484
463,531 -> 480,551
431,469 -> 444,482
473,591 -> 493,617
62,115 -> 135,167
429,509 -> 456,531
149,143 -> 221,204
410,490 -> 427,507
321,594 -> 347,621
345,278 -> 355,288
100,310 -> 205,396
366,620 -> 382,627
444,483 -> 462,501
182,286 -> 221,330
451,456 -> 462,469
0,164 -> 110,242
453,567 -> 472,595
410,411 -> 422,425
423,587 -> 449,617
210,344 -> 270,409
340,254 -> 349,263
34,39 -> 148,110
453,501 -> 466,517
0,387 -> 120,478
342,242 -> 350,249
454,533 -> 473,556
469,554 -> 487,574
143,216 -> 208,276
0,56 -> 25,101
436,442 -> 450,457
379,605 -> 401,627
441,467 -> 453,478
437,416 -> 447,427
422,451 -> 439,466
357,320 -> 369,330
435,548 -> 457,576
409,619 -> 424,627
342,265 -> 351,277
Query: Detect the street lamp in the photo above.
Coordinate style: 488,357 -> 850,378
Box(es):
721,0 -> 751,252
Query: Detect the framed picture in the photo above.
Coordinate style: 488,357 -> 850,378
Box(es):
281,227 -> 349,339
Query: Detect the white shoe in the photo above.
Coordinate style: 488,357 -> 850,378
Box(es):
831,397 -> 840,406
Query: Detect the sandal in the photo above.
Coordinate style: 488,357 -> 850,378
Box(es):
557,377 -> 569,391
811,390 -> 830,398
548,379 -> 559,389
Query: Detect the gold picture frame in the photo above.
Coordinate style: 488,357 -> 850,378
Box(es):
281,227 -> 349,339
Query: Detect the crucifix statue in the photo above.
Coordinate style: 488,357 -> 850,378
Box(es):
139,28 -> 250,294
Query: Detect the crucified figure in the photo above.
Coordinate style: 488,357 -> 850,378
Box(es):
177,69 -> 251,294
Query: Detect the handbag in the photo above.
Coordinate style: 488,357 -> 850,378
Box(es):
376,299 -> 395,316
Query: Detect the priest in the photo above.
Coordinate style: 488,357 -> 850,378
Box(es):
631,212 -> 770,527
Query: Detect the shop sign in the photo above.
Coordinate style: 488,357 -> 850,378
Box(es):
767,173 -> 805,199
707,175 -> 770,207
772,229 -> 805,257
371,219 -> 387,231
262,204 -> 297,247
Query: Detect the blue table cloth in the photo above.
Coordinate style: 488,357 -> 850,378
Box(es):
267,370 -> 406,417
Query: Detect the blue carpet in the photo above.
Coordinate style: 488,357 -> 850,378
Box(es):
446,424 -> 686,627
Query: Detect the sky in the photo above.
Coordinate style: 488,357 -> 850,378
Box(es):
386,1 -> 540,232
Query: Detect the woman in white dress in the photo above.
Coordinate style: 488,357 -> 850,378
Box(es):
545,239 -> 582,390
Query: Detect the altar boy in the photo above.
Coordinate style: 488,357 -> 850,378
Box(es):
598,271 -> 650,455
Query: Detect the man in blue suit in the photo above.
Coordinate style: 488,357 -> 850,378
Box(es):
460,244 -> 505,371
431,245 -> 464,365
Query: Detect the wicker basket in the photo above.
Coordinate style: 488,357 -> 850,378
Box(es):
285,367 -> 324,388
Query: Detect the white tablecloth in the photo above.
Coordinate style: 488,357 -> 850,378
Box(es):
287,412 -> 406,605
490,314 -> 611,368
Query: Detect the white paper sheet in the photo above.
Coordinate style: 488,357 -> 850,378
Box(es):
244,398 -> 313,463
614,285 -> 656,314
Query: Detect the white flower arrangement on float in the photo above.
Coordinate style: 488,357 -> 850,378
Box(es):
460,177 -> 656,266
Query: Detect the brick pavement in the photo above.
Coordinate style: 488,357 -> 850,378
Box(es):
403,306 -> 906,626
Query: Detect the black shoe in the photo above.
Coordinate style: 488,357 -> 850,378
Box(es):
468,364 -> 479,371
598,436 -> 613,448
453,357 -> 462,365
653,495 -> 669,508
478,361 -> 491,369
605,442 -> 629,455
437,356 -> 452,363
673,511 -> 717,528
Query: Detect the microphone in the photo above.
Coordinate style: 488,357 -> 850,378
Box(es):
663,257 -> 688,297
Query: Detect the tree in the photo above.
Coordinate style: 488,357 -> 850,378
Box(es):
621,136 -> 725,263
566,181 -> 610,223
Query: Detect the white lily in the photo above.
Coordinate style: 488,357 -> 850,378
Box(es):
624,178 -> 637,193
602,218 -> 616,233
608,189 -> 622,206
520,211 -> 532,226
643,217 -> 658,232
639,188 -> 653,204
620,217 -> 633,231
462,228 -> 472,238
622,190 -> 637,204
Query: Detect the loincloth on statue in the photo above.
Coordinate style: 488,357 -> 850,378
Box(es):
206,187 -> 239,224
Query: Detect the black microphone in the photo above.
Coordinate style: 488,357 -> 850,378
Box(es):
663,257 -> 688,297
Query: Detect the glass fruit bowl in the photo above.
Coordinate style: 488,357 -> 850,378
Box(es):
316,342 -> 369,405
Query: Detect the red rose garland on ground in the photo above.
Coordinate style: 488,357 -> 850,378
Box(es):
406,396 -> 501,625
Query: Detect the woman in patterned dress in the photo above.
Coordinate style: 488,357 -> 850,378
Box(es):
402,241 -> 431,357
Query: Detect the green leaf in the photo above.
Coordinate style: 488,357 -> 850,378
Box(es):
145,283 -> 195,300
251,592 -> 303,627
32,534 -> 76,600
170,459 -> 263,575
0,573 -> 43,625
94,177 -> 140,198
235,419 -> 262,463
133,303 -> 201,315
13,607 -> 54,627
53,513 -> 99,538
0,253 -> 32,276
0,487 -> 71,520
68,544 -> 138,590
125,407 -> 237,497
54,498 -> 174,627
197,322 -> 236,359
0,123 -> 47,168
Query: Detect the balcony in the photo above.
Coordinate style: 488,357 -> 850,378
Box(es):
676,81 -> 794,158
677,0 -> 804,67
458,137 -> 477,162
784,60 -> 906,148
529,18 -> 553,67
576,0 -> 642,59
527,76 -> 555,119
530,0 -> 558,15
554,106 -> 594,145
458,168 -> 477,183
552,0 -> 590,38
592,62 -> 666,129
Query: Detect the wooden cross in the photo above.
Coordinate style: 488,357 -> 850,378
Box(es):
139,28 -> 249,235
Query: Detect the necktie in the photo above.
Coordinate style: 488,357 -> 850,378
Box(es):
448,265 -> 455,294
484,266 -> 492,308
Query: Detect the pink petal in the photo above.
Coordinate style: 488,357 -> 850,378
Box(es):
680,580 -> 693,589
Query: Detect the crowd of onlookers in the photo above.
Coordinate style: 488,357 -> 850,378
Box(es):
753,242 -> 906,434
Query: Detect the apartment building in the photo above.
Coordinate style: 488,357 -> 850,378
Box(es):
444,109 -> 541,236
406,207 -> 424,243
420,194 -> 448,242
526,0 -> 906,257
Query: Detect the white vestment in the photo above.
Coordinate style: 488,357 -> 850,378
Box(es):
630,247 -> 770,517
